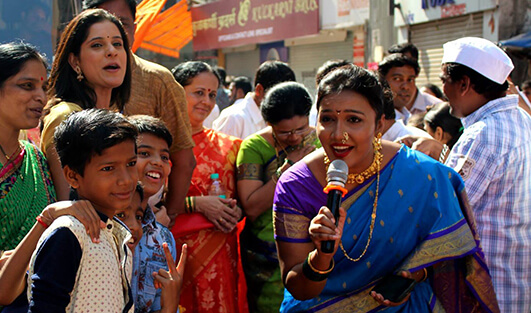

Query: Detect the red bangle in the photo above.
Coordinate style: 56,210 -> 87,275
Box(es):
36,215 -> 49,229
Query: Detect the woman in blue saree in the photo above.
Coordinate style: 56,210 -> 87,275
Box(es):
273,65 -> 499,312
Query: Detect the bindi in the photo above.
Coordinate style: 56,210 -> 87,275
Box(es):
40,77 -> 44,81
336,110 -> 341,115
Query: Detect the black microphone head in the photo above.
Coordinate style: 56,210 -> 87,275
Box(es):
327,159 -> 348,185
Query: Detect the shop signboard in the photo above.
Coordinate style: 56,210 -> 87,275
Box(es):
321,0 -> 369,30
191,0 -> 319,51
394,0 -> 496,26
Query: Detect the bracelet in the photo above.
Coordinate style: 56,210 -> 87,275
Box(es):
185,196 -> 195,213
302,252 -> 334,281
439,144 -> 449,163
284,158 -> 295,166
271,172 -> 278,184
420,268 -> 428,282
36,215 -> 49,229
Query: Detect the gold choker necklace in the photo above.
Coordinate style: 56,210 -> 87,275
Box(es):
324,151 -> 382,185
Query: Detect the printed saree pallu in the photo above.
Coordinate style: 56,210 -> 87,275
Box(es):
172,128 -> 247,313
0,141 -> 56,250
273,147 -> 499,313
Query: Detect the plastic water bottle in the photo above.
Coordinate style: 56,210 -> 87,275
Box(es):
209,173 -> 226,199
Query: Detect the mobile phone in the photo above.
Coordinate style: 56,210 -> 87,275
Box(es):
371,274 -> 416,303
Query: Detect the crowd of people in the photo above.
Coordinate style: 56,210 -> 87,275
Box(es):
0,0 -> 530,313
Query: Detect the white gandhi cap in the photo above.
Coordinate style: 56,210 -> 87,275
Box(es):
442,37 -> 514,85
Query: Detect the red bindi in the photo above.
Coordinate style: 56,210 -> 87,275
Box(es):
207,89 -> 211,92
40,77 -> 44,81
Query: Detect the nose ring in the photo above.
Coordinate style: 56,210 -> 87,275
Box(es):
342,132 -> 349,144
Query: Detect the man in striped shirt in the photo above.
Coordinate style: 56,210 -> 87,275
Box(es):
435,37 -> 530,313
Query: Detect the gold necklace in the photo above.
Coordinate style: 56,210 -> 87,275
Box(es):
0,142 -> 21,163
323,134 -> 383,262
324,151 -> 382,185
339,159 -> 379,262
272,131 -> 289,168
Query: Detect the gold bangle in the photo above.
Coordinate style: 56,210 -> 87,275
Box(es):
420,268 -> 428,282
307,252 -> 334,275
271,173 -> 278,184
185,197 -> 190,213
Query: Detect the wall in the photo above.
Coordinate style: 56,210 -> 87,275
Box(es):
368,0 -> 397,63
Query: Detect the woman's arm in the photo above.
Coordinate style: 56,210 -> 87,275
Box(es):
0,201 -> 103,305
46,145 -> 71,201
238,142 -> 314,222
237,178 -> 278,222
277,206 -> 346,300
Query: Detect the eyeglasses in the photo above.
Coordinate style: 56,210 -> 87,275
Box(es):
274,125 -> 310,138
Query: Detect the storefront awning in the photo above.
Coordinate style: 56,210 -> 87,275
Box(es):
133,0 -> 192,58
499,31 -> 531,58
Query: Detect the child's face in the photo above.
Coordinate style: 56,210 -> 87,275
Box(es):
115,191 -> 144,251
136,133 -> 171,197
70,140 -> 138,217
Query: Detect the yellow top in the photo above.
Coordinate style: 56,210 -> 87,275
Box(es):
40,101 -> 83,155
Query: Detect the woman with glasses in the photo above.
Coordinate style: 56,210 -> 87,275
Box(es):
237,81 -> 319,312
171,61 -> 247,313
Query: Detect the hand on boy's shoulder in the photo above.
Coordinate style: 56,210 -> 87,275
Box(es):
152,205 -> 171,228
44,200 -> 105,243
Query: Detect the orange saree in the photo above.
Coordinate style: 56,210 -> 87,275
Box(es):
172,128 -> 248,313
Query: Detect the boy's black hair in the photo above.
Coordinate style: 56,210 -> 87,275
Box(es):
54,109 -> 138,175
232,76 -> 253,94
378,53 -> 420,78
128,115 -> 173,148
388,43 -> 419,60
254,60 -> 296,91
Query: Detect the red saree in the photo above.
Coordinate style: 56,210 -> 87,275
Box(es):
171,128 -> 248,313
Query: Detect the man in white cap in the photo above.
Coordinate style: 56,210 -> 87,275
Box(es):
409,37 -> 531,312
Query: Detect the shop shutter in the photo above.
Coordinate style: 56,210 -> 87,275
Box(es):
411,12 -> 483,88
225,48 -> 261,84
289,31 -> 355,98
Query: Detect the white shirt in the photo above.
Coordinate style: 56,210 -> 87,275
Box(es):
212,93 -> 266,139
203,104 -> 220,129
446,95 -> 531,313
382,119 -> 432,142
395,90 -> 442,123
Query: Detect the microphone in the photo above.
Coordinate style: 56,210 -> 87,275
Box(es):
321,159 -> 348,253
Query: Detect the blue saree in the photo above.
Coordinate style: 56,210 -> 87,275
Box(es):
273,146 -> 498,312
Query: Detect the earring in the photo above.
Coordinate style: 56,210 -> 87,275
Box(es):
75,66 -> 84,82
342,132 -> 349,144
372,132 -> 382,152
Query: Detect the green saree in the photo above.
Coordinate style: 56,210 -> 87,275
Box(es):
236,131 -> 320,313
0,140 -> 56,250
